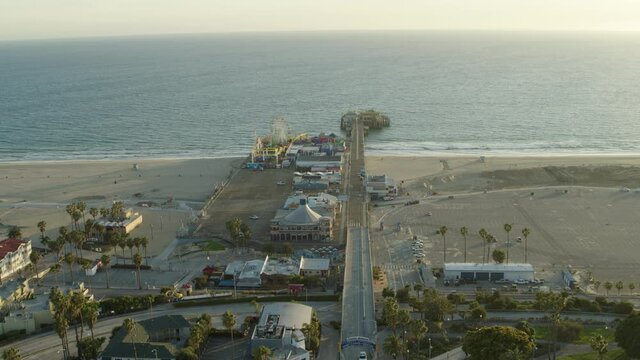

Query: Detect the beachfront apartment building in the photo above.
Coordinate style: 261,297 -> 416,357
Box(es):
0,238 -> 32,280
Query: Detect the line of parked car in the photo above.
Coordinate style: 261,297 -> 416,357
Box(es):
410,236 -> 425,259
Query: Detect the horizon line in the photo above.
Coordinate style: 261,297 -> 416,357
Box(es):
3,27 -> 640,43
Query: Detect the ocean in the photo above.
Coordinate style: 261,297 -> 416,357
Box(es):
2,31 -> 640,161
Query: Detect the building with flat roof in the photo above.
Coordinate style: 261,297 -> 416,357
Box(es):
299,257 -> 330,278
295,155 -> 342,170
99,315 -> 191,360
0,238 -> 32,280
443,263 -> 534,282
250,302 -> 312,360
222,256 -> 300,288
270,199 -> 332,242
365,174 -> 398,199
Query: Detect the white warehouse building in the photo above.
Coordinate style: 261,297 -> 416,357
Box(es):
443,263 -> 534,282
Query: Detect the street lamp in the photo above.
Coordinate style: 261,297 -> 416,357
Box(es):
428,338 -> 432,360
151,349 -> 158,359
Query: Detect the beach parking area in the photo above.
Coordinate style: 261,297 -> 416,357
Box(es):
367,155 -> 640,286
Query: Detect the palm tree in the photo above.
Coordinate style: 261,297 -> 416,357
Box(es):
407,319 -> 428,353
521,228 -> 531,263
123,318 -> 139,360
222,310 -> 237,348
69,291 -> 87,345
109,231 -> 121,258
439,225 -> 448,263
101,254 -> 111,289
615,281 -> 624,296
118,237 -> 127,264
2,347 -> 22,360
593,280 -> 601,294
64,253 -> 75,282
478,228 -> 487,264
71,211 -> 82,231
89,207 -> 98,220
133,253 -> 143,289
140,237 -> 149,266
29,252 -> 41,282
252,346 -> 273,360
503,223 -> 512,264
37,220 -> 47,240
126,237 -> 134,260
604,281 -> 613,296
459,226 -> 469,263
82,302 -> 99,340
629,282 -> 635,295
133,237 -> 141,254
7,226 -> 21,239
77,201 -> 86,224
382,334 -> 404,359
65,203 -> 77,229
50,288 -> 71,359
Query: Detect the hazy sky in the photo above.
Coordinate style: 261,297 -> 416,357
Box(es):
1,0 -> 640,41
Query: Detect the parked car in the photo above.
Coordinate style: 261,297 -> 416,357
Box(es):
249,215 -> 259,220
495,279 -> 510,284
514,279 -> 529,285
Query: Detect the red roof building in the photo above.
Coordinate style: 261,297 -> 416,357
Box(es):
0,238 -> 32,279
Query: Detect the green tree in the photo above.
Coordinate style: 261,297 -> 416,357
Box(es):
64,252 -> 75,282
37,220 -> 47,240
589,334 -> 608,360
382,334 -> 404,359
615,281 -> 624,296
123,318 -> 138,359
2,347 -> 22,360
604,281 -> 613,296
459,226 -> 469,263
383,297 -> 400,334
29,251 -> 41,282
226,217 -> 242,248
535,292 -> 568,360
463,326 -> 534,360
82,302 -> 100,340
7,226 -> 21,239
521,228 -> 531,263
438,226 -> 448,263
503,223 -> 512,264
407,319 -> 428,353
515,320 -> 535,341
89,207 -> 98,219
222,310 -> 237,347
101,254 -> 111,289
629,282 -> 635,295
282,242 -> 294,257
492,249 -> 506,264
140,236 -> 149,265
177,347 -> 198,360
133,253 -> 143,289
593,280 -> 601,294
301,311 -> 321,354
77,337 -> 105,360
478,228 -> 488,263
252,345 -> 273,360
615,313 -> 640,358
262,242 -> 275,256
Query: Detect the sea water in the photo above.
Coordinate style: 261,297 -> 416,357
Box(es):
2,31 -> 640,161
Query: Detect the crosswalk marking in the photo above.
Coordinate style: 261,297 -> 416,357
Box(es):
380,264 -> 414,271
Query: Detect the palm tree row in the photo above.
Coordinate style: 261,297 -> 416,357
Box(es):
49,287 -> 99,359
595,280 -> 637,296
438,224 -> 532,264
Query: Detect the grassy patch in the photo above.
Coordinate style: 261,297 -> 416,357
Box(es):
578,327 -> 615,344
558,348 -> 629,360
198,240 -> 226,251
533,325 -> 615,344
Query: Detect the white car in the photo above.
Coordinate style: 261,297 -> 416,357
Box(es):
514,279 -> 529,285
276,180 -> 286,185
359,352 -> 367,360
414,253 -> 425,258
249,215 -> 259,220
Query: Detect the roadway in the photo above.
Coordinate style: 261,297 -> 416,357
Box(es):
340,121 -> 376,359
7,301 -> 341,360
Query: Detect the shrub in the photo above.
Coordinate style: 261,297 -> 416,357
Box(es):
613,301 -> 634,315
556,321 -> 583,343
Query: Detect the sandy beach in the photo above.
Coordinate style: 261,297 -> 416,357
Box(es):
0,157 -> 242,254
367,155 -> 640,285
